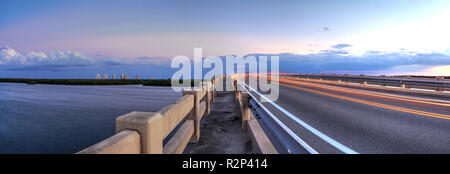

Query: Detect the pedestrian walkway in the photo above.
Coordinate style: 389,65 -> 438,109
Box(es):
184,89 -> 253,154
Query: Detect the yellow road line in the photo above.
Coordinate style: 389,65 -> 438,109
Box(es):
279,79 -> 450,107
284,77 -> 450,105
278,83 -> 450,120
252,75 -> 450,106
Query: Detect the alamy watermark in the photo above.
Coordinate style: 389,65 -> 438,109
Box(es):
171,48 -> 279,102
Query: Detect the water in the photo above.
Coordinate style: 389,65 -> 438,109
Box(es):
0,83 -> 181,154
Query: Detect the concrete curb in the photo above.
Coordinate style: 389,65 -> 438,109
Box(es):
246,112 -> 278,154
233,77 -> 278,154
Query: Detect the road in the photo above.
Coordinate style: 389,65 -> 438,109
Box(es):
240,77 -> 450,154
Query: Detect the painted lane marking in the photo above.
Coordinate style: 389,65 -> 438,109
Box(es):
279,82 -> 450,120
237,80 -> 359,154
284,78 -> 450,105
280,78 -> 450,107
237,84 -> 319,154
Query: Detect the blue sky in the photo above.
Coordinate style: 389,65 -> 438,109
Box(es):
1,0 -> 450,78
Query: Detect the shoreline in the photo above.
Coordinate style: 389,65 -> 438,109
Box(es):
0,78 -> 178,86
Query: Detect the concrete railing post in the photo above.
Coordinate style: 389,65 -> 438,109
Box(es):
401,84 -> 407,89
183,89 -> 201,143
211,77 -> 216,101
116,111 -> 163,154
241,92 -> 250,131
202,82 -> 211,115
435,77 -> 444,91
236,91 -> 240,104
235,83 -> 241,104
233,79 -> 239,103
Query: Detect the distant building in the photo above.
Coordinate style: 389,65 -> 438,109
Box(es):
136,75 -> 140,80
102,74 -> 108,80
125,75 -> 129,79
112,73 -> 116,80
120,74 -> 126,80
96,74 -> 100,80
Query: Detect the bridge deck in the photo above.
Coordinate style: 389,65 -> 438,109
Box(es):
183,89 -> 253,154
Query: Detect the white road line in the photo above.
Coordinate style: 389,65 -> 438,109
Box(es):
238,80 -> 359,154
410,88 -> 436,92
237,83 -> 319,154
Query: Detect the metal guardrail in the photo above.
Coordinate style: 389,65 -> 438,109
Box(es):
248,98 -> 312,154
234,79 -> 311,154
289,74 -> 450,88
235,78 -> 358,154
234,74 -> 450,154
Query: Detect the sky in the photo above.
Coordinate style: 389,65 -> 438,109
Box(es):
1,0 -> 450,78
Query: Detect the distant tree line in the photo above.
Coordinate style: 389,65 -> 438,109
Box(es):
0,78 -> 202,86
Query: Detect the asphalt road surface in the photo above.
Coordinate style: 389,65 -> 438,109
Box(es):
240,77 -> 450,154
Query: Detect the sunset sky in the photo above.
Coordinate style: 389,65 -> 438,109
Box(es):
1,0 -> 450,78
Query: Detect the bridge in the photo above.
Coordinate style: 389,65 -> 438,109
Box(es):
77,76 -> 276,154
78,74 -> 450,154
236,74 -> 450,154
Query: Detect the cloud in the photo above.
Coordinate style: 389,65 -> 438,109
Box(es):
102,58 -> 126,66
331,44 -> 352,50
323,27 -> 329,31
0,46 -> 92,70
2,45 -> 450,78
0,46 -> 27,64
244,45 -> 450,76
136,56 -> 171,64
319,49 -> 349,55
0,46 -> 177,78
278,51 -> 450,75
197,48 -> 450,76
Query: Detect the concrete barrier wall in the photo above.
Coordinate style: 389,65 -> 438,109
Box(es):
292,75 -> 450,92
78,77 -> 216,154
246,112 -> 278,154
116,111 -> 164,153
159,95 -> 194,138
182,87 -> 207,143
291,77 -> 450,99
163,120 -> 194,154
77,130 -> 141,154
233,78 -> 278,154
